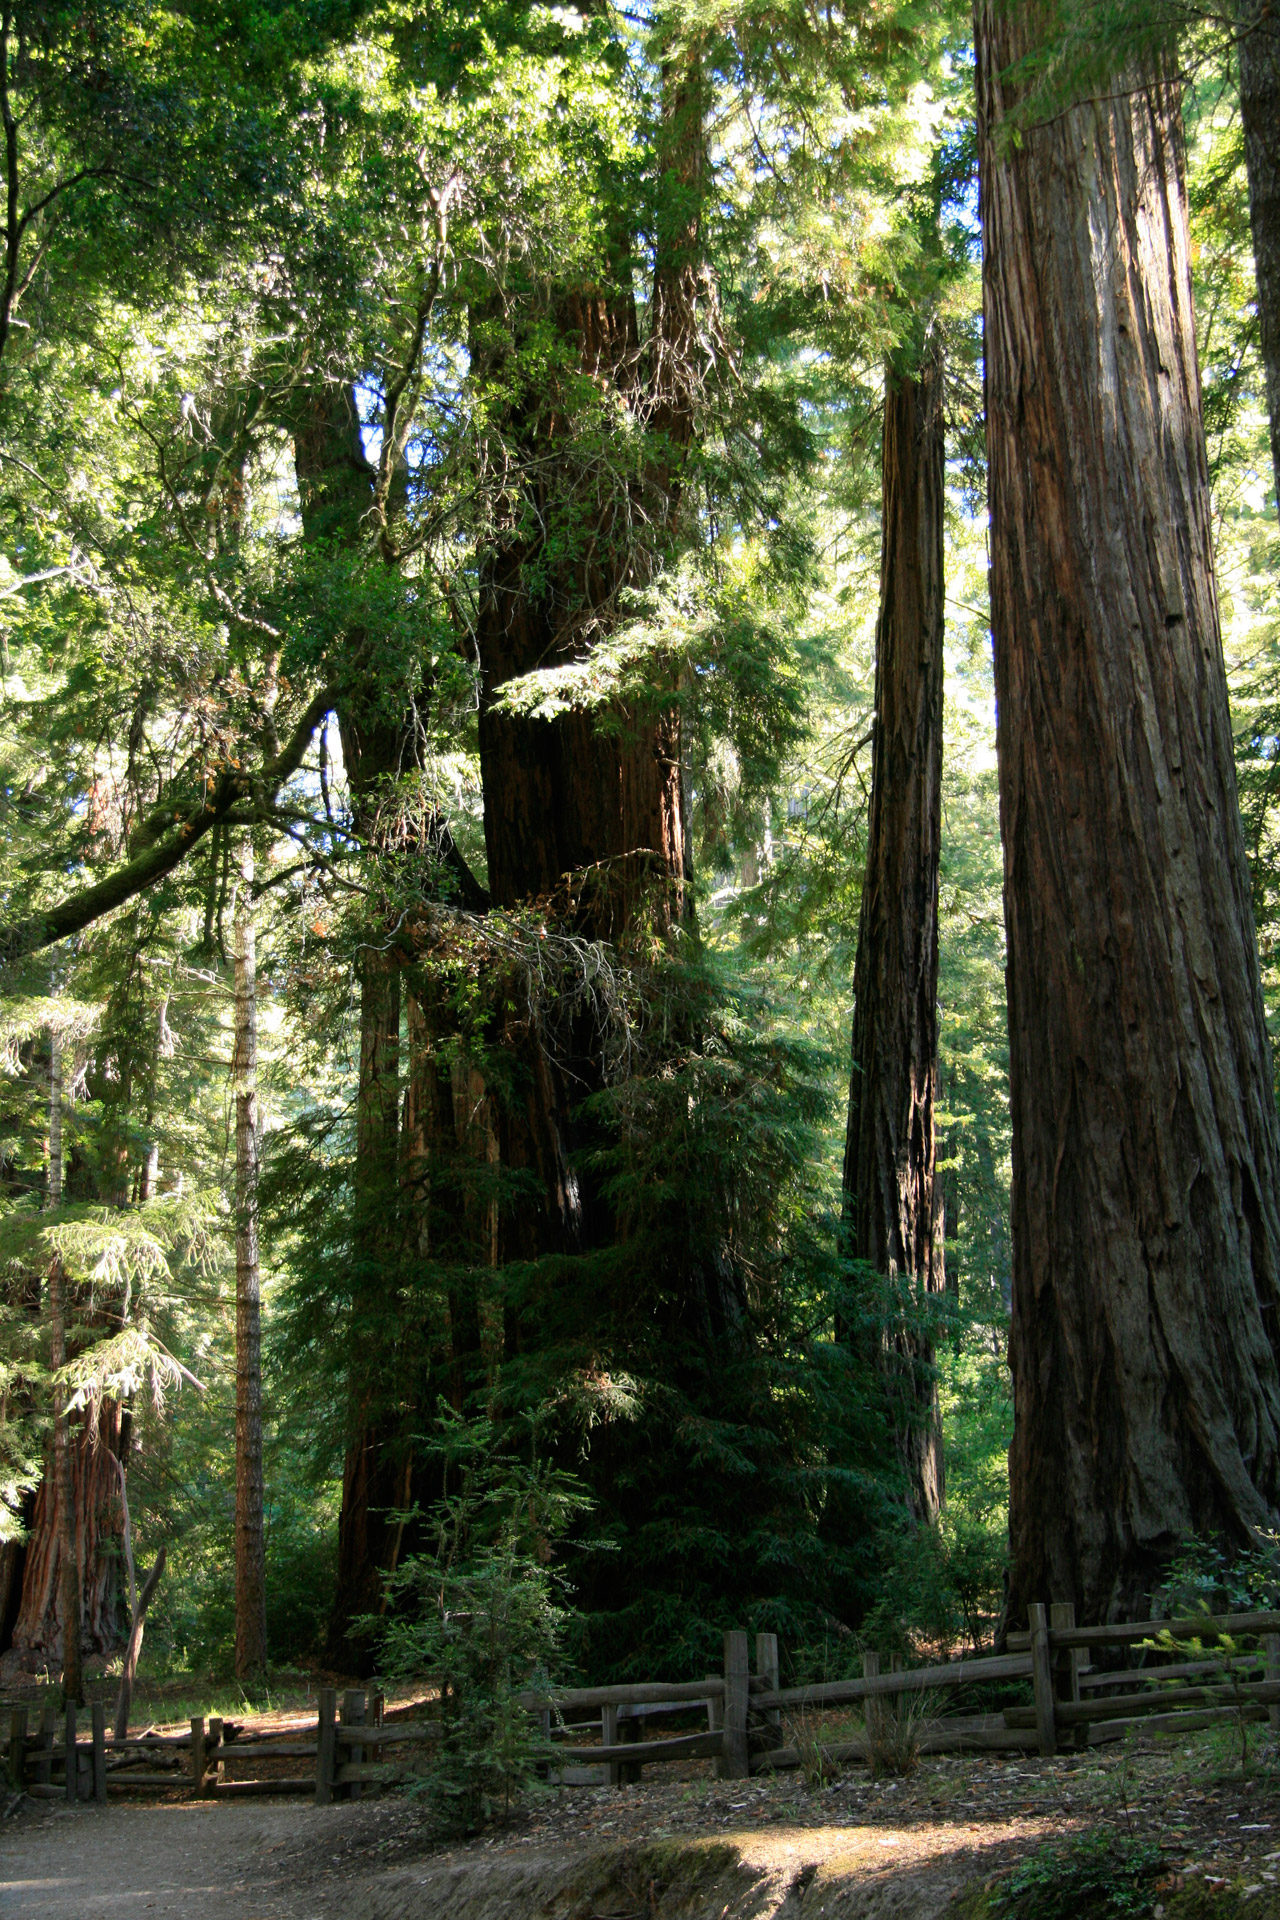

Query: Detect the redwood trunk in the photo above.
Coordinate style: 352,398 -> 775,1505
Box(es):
295,388 -> 413,1662
473,44 -> 707,1270
233,834 -> 267,1679
7,1399 -> 124,1673
47,1027 -> 62,1207
1239,7 -> 1280,508
48,1257 -> 81,1703
843,349 -> 946,1526
976,4 -> 1280,1621
475,289 -> 688,944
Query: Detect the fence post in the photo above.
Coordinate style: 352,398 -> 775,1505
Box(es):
1265,1633 -> 1280,1731
64,1702 -> 77,1805
1028,1602 -> 1057,1756
1051,1601 -> 1085,1748
705,1676 -> 723,1741
315,1688 -> 337,1805
91,1702 -> 106,1805
36,1706 -> 55,1789
7,1708 -> 26,1794
756,1632 -> 781,1743
601,1703 -> 620,1786
206,1716 -> 223,1797
863,1650 -> 882,1752
341,1689 -> 366,1801
617,1710 -> 642,1786
720,1629 -> 750,1779
189,1717 -> 205,1797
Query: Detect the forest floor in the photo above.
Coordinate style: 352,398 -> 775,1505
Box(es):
4,1732 -> 1280,1920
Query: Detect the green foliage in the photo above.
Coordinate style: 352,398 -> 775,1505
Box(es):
373,1409 -> 588,1835
990,1837 -> 1167,1920
959,1851 -> 1280,1920
862,1500 -> 1009,1659
1155,1531 -> 1280,1616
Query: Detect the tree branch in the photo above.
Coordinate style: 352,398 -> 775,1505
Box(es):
0,689 -> 334,965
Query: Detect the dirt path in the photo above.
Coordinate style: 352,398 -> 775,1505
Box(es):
1,1744 -> 1270,1920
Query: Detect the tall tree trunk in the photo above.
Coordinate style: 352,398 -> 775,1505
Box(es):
47,1257 -> 82,1705
1239,6 -> 1280,508
475,288 -> 688,946
976,3 -> 1280,1622
295,386 -> 416,1665
403,985 -> 487,1403
233,834 -> 267,1680
842,346 -> 947,1526
472,40 -> 709,1274
47,1026 -> 62,1208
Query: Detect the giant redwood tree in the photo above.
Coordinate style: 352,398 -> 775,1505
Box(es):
976,1 -> 1280,1620
470,40 -> 708,1276
843,339 -> 947,1527
1239,2 -> 1280,507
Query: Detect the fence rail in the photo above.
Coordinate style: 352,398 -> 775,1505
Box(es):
7,1602 -> 1279,1800
0,1689 -> 422,1805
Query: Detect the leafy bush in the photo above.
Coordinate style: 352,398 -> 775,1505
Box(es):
858,1504 -> 1008,1661
1154,1532 -> 1280,1616
374,1408 -> 589,1836
992,1836 -> 1165,1920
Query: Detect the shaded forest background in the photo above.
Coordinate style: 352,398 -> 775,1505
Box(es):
0,0 -> 1276,1695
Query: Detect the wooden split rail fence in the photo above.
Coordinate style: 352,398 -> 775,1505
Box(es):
1002,1602 -> 1280,1756
7,1604 -> 1280,1802
2,1688 -> 436,1804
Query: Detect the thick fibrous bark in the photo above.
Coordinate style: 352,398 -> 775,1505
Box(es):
233,835 -> 267,1679
476,43 -> 706,949
476,290 -> 687,945
976,3 -> 1280,1621
473,47 -> 709,1286
843,349 -> 946,1526
7,1397 -> 124,1671
1240,6 -> 1280,508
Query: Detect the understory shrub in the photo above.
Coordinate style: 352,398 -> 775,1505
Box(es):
374,1407 -> 589,1836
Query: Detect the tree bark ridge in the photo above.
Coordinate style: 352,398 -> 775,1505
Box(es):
976,0 -> 1280,1620
843,346 -> 947,1526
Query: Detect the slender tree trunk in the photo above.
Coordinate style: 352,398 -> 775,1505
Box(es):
327,940 -> 405,1653
47,1027 -> 62,1208
233,835 -> 267,1680
976,2 -> 1280,1622
47,1257 -> 82,1705
1239,6 -> 1280,508
842,346 -> 947,1526
295,387 -> 416,1664
138,993 -> 168,1202
112,1543 -> 166,1742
